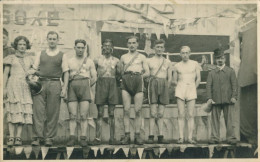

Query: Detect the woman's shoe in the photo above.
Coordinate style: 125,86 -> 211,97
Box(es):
14,137 -> 22,146
7,137 -> 15,146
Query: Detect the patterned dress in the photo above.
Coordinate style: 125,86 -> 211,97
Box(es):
4,54 -> 34,124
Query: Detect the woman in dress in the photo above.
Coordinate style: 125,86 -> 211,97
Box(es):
3,36 -> 34,146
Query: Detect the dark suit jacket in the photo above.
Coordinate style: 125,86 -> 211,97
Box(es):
206,66 -> 238,104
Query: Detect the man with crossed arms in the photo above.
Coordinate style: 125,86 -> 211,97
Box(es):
120,36 -> 149,145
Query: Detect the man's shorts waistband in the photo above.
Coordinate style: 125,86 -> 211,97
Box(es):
124,71 -> 142,75
70,77 -> 89,82
39,77 -> 60,81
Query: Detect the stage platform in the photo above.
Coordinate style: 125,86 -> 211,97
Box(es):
3,142 -> 255,159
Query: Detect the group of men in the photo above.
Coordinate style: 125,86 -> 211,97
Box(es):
3,29 -> 238,147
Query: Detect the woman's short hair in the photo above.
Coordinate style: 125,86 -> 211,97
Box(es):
12,36 -> 31,50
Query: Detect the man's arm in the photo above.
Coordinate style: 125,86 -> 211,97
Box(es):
206,71 -> 213,102
230,69 -> 238,100
93,57 -> 99,70
173,65 -> 178,86
142,57 -> 150,78
27,51 -> 41,75
167,61 -> 172,87
119,56 -> 125,75
3,66 -> 10,99
90,60 -> 97,86
61,54 -> 70,98
195,63 -> 201,88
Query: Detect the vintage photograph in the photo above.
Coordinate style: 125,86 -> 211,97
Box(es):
1,0 -> 258,160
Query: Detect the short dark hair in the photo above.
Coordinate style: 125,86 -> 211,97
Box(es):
12,36 -> 31,50
47,31 -> 59,39
126,36 -> 139,43
153,39 -> 165,47
75,39 -> 86,46
102,39 -> 113,46
3,28 -> 8,36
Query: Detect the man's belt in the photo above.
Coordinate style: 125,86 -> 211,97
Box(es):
39,77 -> 60,81
70,77 -> 89,81
124,71 -> 142,75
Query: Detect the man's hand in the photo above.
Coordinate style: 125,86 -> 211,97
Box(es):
60,87 -> 67,99
207,99 -> 215,104
27,69 -> 36,75
231,98 -> 237,104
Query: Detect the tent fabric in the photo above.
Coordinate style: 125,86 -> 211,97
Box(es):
238,24 -> 257,87
240,84 -> 257,145
239,24 -> 257,145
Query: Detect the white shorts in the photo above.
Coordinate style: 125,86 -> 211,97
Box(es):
175,83 -> 197,101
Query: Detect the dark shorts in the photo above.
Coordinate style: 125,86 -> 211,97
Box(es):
95,77 -> 119,105
148,77 -> 169,105
121,72 -> 143,96
68,78 -> 91,102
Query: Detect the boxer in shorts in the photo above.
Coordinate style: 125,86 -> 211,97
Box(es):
146,39 -> 172,144
92,39 -> 120,145
120,36 -> 149,145
173,46 -> 201,144
66,39 -> 97,147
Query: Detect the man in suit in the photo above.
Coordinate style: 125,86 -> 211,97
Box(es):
206,48 -> 238,144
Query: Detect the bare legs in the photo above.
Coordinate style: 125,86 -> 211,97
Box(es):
68,101 -> 89,136
177,98 -> 195,143
121,90 -> 143,144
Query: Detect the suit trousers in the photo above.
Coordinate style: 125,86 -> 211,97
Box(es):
32,80 -> 61,139
210,104 -> 237,141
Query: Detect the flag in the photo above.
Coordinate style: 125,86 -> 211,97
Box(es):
122,148 -> 129,157
41,147 -> 49,160
154,28 -> 161,40
66,147 -> 74,159
130,148 -> 137,157
15,147 -> 23,155
180,145 -> 186,152
166,147 -> 173,155
153,148 -> 159,156
137,148 -> 144,159
208,145 -> 215,158
24,146 -> 32,159
32,146 -> 41,159
92,147 -> 99,157
113,147 -> 120,154
159,148 -> 166,157
100,147 -> 105,155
